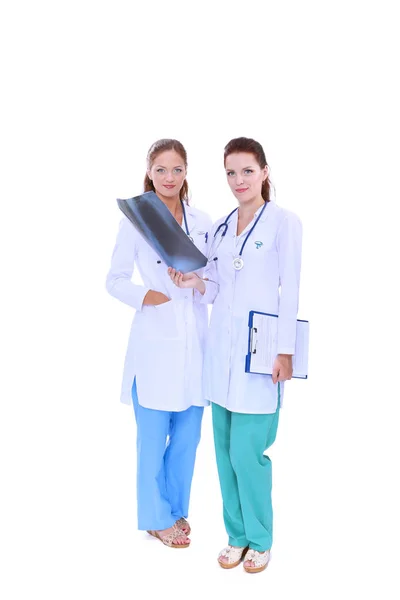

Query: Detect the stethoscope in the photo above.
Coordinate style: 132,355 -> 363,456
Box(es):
208,201 -> 268,270
181,200 -> 193,242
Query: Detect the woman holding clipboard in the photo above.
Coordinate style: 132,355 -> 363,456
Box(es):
168,137 -> 303,572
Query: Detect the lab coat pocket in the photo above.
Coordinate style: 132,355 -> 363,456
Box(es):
154,300 -> 180,339
251,244 -> 277,261
250,247 -> 279,280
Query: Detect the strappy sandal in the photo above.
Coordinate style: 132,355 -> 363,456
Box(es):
243,549 -> 271,573
217,545 -> 249,569
147,524 -> 190,549
175,517 -> 191,536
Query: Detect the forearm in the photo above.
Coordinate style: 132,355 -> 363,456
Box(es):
277,213 -> 302,353
194,260 -> 219,304
193,276 -> 206,295
106,218 -> 150,311
106,276 -> 150,310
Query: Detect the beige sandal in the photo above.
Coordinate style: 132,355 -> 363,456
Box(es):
147,524 -> 190,549
243,549 -> 271,573
217,545 -> 249,569
175,517 -> 191,535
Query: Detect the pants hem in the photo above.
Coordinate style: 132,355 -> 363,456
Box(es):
228,537 -> 249,547
248,543 -> 271,552
138,519 -> 176,531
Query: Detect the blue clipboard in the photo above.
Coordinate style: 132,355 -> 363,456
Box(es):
245,311 -> 309,379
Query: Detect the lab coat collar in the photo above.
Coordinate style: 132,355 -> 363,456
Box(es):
183,202 -> 197,235
259,200 -> 273,222
238,200 -> 272,223
235,200 -> 271,238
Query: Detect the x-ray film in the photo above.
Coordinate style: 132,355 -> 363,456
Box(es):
117,191 -> 207,273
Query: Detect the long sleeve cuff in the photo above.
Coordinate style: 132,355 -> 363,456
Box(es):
277,316 -> 297,355
106,278 -> 150,311
194,279 -> 219,305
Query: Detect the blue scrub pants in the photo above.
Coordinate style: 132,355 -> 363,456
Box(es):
132,380 -> 204,531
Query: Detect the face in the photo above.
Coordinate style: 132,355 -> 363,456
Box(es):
148,150 -> 187,200
225,152 -> 267,204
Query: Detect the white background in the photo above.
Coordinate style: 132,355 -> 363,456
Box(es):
1,1 -> 399,598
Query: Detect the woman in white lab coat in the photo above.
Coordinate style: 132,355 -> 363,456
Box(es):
168,137 -> 302,571
106,139 -> 212,548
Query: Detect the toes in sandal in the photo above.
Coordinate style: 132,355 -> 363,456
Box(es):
218,545 -> 249,569
175,517 -> 191,535
243,549 -> 271,573
147,525 -> 190,549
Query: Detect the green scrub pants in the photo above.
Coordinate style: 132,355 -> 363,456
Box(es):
212,402 -> 280,552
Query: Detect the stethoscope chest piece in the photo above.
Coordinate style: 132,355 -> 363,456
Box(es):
233,257 -> 244,270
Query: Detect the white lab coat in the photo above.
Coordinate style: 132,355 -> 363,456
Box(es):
200,200 -> 302,414
106,204 -> 212,411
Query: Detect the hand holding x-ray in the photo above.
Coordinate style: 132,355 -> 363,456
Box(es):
167,268 -> 206,294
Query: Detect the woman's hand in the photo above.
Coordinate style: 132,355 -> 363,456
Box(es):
272,354 -> 293,384
143,290 -> 170,306
167,268 -> 206,294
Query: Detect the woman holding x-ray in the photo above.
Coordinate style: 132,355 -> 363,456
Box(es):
107,139 -> 212,549
169,137 -> 303,573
